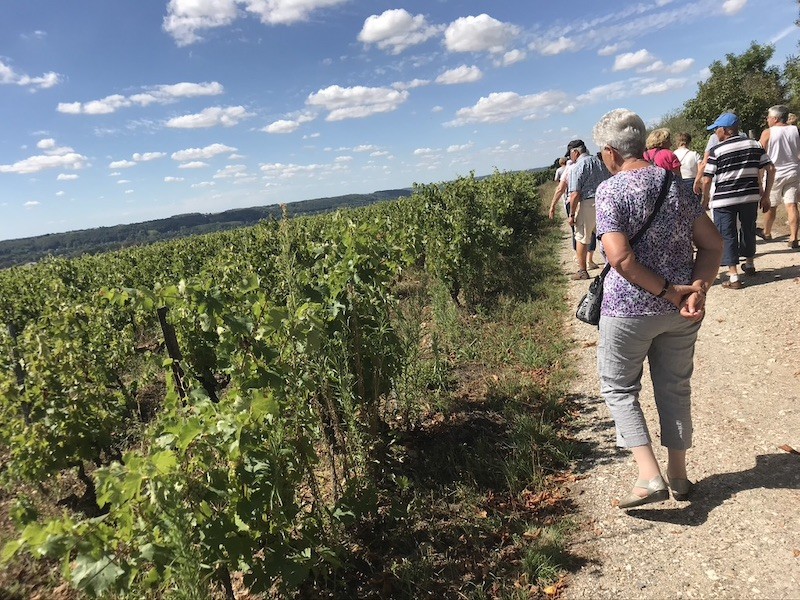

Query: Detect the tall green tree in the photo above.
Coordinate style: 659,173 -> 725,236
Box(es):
782,1 -> 800,111
683,42 -> 786,137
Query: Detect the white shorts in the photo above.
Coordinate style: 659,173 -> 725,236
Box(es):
769,175 -> 799,207
574,201 -> 596,245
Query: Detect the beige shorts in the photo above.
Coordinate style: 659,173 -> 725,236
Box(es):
574,201 -> 597,245
769,175 -> 799,207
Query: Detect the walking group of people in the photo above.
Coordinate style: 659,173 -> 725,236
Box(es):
552,106 -> 799,509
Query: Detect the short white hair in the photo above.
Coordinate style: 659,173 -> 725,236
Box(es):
592,108 -> 646,159
768,105 -> 789,123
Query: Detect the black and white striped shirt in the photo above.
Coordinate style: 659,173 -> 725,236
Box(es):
704,134 -> 772,208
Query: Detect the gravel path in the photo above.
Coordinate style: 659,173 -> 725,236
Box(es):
559,217 -> 800,599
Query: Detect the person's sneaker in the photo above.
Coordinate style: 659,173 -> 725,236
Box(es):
722,279 -> 743,289
571,269 -> 589,280
741,263 -> 756,275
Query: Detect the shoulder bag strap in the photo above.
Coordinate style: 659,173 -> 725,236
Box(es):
596,171 -> 672,278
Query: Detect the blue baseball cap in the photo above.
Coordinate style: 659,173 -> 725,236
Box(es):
706,112 -> 739,130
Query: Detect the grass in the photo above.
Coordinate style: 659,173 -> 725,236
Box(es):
299,195 -> 584,599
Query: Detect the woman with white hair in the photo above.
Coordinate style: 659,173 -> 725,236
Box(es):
592,109 -> 723,509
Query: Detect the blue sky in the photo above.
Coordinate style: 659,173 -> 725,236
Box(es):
1,0 -> 798,241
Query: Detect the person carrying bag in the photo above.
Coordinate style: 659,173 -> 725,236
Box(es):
576,171 -> 673,326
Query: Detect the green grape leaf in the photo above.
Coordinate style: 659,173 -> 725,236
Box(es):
71,554 -> 125,596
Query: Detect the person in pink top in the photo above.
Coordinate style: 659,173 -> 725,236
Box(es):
643,128 -> 682,174
758,104 -> 800,245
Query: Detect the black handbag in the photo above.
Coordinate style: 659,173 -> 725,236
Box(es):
575,172 -> 673,326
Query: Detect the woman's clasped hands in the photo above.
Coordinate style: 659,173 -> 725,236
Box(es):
666,280 -> 707,322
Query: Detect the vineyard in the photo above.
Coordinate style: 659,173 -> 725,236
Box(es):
0,170 -> 577,599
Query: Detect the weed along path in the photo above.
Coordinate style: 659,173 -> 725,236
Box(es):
557,217 -> 800,598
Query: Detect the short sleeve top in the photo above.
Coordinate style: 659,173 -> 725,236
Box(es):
595,166 -> 705,317
643,148 -> 681,172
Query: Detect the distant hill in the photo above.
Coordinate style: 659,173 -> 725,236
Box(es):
0,188 -> 413,269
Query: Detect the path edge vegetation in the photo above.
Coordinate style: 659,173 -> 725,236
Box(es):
0,171 -> 584,599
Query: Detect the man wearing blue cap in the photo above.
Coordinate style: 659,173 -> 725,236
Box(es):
701,112 -> 775,289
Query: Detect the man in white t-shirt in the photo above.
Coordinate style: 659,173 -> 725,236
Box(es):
758,104 -> 800,245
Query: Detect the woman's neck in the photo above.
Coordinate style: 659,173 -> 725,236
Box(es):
619,157 -> 649,172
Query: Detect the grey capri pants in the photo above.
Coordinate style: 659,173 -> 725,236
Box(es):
598,313 -> 701,449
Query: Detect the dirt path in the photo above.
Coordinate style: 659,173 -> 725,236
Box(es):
559,217 -> 800,599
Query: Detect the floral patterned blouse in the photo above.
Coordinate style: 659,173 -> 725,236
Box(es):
596,166 -> 704,317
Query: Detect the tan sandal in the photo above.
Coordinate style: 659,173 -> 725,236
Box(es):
618,476 -> 669,509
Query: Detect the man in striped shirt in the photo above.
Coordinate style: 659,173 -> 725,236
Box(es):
701,112 -> 775,289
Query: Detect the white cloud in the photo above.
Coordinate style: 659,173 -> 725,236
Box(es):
598,44 -> 621,56
640,60 -> 665,73
213,164 -> 248,179
498,49 -> 526,66
772,25 -> 798,44
162,0 -> 238,46
666,58 -> 694,74
131,81 -> 224,105
392,78 -> 430,91
58,81 -> 223,115
260,162 -> 325,179
535,36 -> 577,56
132,152 -> 166,162
117,179 -> 131,184
0,59 -> 61,90
164,176 -> 185,182
55,191 -> 65,196
358,9 -> 440,54
178,161 -> 210,169
124,190 -> 134,194
533,3 -> 719,59
20,30 -> 47,41
447,142 -> 474,153
444,14 -> 519,54
109,159 -> 137,169
640,77 -> 686,95
163,0 -> 348,46
431,105 -> 444,113
191,181 -> 216,188
722,0 -> 747,15
447,90 -> 569,126
172,143 -> 237,162
353,144 -> 378,152
57,173 -> 79,181
23,201 -> 40,208
436,65 -> 483,85
306,85 -> 409,121
263,119 -> 300,133
0,144 -> 88,174
413,148 -> 436,155
575,75 -> 687,103
370,150 -> 391,158
577,80 -> 632,103
613,49 -> 656,71
166,106 -> 253,128
57,102 -> 82,114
